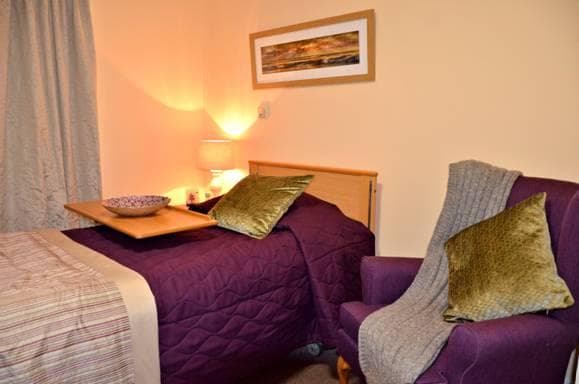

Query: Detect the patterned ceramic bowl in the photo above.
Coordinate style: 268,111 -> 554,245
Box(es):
102,195 -> 171,217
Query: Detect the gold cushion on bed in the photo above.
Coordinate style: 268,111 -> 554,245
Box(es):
443,192 -> 574,322
208,174 -> 313,239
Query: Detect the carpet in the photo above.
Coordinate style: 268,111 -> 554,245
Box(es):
241,349 -> 362,384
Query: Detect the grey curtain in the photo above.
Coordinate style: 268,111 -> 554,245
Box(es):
0,0 -> 101,232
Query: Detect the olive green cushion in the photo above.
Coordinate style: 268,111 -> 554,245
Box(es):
444,192 -> 574,322
208,174 -> 313,239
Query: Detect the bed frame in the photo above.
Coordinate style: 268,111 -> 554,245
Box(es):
249,160 -> 378,232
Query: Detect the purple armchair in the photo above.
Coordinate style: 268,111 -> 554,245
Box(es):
336,175 -> 579,384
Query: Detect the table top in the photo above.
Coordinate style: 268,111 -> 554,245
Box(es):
65,200 -> 218,239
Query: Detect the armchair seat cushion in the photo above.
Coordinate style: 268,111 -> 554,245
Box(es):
337,301 -> 450,383
339,302 -> 382,341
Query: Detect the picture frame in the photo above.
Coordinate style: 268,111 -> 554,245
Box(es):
249,9 -> 375,89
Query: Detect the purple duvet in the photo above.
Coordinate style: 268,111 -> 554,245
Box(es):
64,194 -> 374,383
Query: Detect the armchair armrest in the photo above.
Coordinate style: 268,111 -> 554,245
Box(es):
361,256 -> 422,305
444,314 -> 576,384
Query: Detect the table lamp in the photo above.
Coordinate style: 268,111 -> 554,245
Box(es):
198,139 -> 234,197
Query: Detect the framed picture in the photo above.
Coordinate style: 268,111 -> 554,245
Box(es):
250,9 -> 375,89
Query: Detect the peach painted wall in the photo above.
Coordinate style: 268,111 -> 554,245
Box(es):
203,0 -> 579,255
90,0 -> 209,204
91,0 -> 578,255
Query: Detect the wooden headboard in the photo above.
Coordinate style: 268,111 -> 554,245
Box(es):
249,160 -> 378,232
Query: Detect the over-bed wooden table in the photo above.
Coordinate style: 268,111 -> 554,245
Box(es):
65,201 -> 217,239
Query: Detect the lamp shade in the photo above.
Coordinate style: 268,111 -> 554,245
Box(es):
198,139 -> 234,171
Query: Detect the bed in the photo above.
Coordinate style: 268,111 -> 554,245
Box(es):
0,161 -> 377,384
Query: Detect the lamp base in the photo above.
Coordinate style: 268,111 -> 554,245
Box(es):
208,170 -> 224,197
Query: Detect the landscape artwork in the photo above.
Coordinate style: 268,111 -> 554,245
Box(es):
250,10 -> 375,88
260,31 -> 360,74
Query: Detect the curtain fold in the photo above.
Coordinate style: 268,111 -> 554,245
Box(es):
0,0 -> 101,232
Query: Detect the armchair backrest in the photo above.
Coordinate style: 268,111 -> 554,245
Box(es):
506,176 -> 579,323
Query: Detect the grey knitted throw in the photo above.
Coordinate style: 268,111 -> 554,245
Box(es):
358,160 -> 521,384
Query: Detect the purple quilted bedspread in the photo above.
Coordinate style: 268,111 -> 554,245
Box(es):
64,194 -> 374,383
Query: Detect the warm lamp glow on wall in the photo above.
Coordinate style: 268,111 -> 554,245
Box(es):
208,110 -> 256,139
198,139 -> 234,196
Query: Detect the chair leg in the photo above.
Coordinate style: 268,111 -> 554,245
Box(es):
337,355 -> 352,384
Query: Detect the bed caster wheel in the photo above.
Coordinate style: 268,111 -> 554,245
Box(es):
289,343 -> 323,360
305,343 -> 322,357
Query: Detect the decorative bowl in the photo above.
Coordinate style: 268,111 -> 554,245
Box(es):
102,195 -> 171,217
